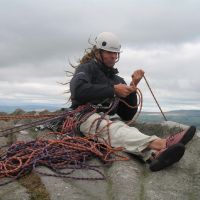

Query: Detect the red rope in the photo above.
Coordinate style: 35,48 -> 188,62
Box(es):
0,134 -> 128,185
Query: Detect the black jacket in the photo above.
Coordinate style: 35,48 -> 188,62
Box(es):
70,59 -> 138,121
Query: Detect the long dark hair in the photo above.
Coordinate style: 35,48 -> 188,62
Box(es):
65,45 -> 99,77
63,44 -> 100,103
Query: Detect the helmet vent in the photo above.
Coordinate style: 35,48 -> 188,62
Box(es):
102,41 -> 107,46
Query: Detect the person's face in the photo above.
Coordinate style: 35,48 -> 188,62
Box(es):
101,50 -> 119,68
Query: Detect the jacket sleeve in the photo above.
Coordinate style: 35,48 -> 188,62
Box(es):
70,66 -> 114,104
116,91 -> 138,121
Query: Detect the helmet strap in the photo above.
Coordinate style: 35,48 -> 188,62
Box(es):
115,53 -> 120,63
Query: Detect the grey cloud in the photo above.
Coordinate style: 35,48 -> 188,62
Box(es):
1,0 -> 200,67
0,0 -> 200,111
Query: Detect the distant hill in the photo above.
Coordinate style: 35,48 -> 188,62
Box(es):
142,110 -> 200,115
138,110 -> 200,129
0,104 -> 67,113
167,110 -> 200,116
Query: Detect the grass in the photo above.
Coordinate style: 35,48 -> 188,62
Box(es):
18,171 -> 50,200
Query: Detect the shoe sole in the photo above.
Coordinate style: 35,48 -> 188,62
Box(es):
180,126 -> 196,145
149,144 -> 185,172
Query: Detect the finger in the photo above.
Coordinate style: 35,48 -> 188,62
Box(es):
140,70 -> 145,76
127,86 -> 136,92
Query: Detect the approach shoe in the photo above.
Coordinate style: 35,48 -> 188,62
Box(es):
166,126 -> 196,148
149,143 -> 185,172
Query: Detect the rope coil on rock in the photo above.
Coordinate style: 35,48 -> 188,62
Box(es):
0,134 -> 128,186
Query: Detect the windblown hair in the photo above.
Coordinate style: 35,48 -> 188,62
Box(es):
64,44 -> 100,100
79,45 -> 99,65
66,45 -> 99,76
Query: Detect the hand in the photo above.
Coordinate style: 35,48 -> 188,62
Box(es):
114,84 -> 136,98
131,69 -> 144,86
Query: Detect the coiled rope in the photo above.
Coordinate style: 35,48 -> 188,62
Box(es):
0,134 -> 129,186
0,103 -> 129,185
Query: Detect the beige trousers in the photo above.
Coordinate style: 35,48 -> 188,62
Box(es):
80,113 -> 159,161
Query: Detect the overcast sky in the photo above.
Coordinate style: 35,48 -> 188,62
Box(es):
1,0 -> 200,112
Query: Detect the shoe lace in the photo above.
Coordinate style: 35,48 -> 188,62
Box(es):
166,131 -> 182,146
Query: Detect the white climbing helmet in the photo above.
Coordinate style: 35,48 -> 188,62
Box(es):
95,32 -> 121,53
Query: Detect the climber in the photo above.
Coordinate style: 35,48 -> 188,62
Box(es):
69,32 -> 196,171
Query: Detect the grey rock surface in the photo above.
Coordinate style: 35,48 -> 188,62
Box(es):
0,119 -> 199,200
0,181 -> 30,200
